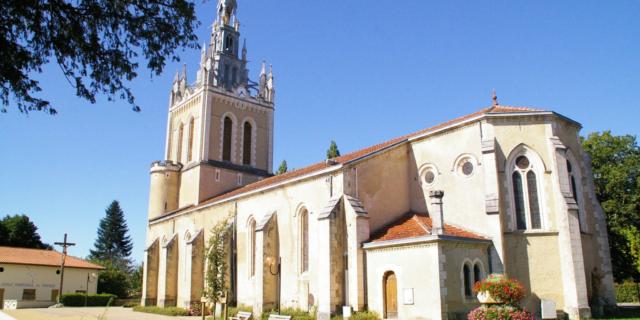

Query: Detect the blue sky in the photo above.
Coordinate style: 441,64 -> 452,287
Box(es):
0,0 -> 638,263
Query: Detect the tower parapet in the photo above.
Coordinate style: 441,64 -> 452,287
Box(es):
148,161 -> 183,220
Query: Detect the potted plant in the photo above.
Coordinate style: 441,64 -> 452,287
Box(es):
468,274 -> 532,320
473,274 -> 525,306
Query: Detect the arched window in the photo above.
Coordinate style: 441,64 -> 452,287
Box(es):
187,118 -> 195,162
567,160 -> 584,231
243,121 -> 252,166
473,263 -> 483,285
248,218 -> 256,277
222,116 -> 233,162
511,154 -> 542,230
463,263 -> 472,297
177,123 -> 184,163
300,208 -> 309,273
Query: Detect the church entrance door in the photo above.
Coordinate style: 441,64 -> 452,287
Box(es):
0,288 -> 4,309
383,272 -> 397,319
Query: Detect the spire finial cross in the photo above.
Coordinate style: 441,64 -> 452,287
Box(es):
492,90 -> 499,106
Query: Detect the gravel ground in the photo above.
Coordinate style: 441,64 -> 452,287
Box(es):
2,307 -> 201,320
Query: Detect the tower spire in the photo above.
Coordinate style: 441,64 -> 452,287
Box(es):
492,90 -> 499,106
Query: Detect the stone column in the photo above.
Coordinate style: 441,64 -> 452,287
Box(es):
253,227 -> 265,316
181,238 -> 194,308
550,137 -> 591,319
157,244 -> 168,307
481,132 -> 506,274
316,197 -> 343,320
429,190 -> 445,235
142,239 -> 159,306
345,195 -> 370,312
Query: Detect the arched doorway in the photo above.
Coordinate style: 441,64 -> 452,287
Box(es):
383,271 -> 397,319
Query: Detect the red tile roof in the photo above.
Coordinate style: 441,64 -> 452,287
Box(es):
369,213 -> 487,242
0,246 -> 104,270
190,106 -> 546,210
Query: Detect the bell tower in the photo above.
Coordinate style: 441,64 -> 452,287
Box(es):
148,0 -> 275,219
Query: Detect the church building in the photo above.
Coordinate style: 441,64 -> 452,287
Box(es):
141,1 -> 616,319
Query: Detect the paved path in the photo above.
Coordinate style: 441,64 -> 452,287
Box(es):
2,307 -> 202,320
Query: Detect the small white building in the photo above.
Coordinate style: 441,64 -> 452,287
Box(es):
0,246 -> 104,309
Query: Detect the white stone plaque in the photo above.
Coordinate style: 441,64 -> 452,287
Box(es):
403,288 -> 414,305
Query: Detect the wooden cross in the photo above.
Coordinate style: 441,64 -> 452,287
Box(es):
54,233 -> 75,303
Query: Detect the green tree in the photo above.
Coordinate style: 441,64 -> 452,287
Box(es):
129,264 -> 144,298
327,140 -> 341,159
582,131 -> 640,281
205,216 -> 232,318
1,0 -> 199,115
0,214 -> 50,249
276,160 -> 288,175
89,201 -> 133,269
94,259 -> 131,298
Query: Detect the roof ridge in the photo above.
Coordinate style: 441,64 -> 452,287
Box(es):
186,105 -> 550,211
412,214 -> 431,234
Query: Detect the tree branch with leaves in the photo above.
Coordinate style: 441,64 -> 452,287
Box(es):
0,0 -> 200,114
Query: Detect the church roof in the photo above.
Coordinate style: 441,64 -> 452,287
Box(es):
156,105 -> 564,220
368,213 -> 487,243
0,246 -> 104,270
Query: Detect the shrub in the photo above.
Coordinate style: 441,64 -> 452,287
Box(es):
468,305 -> 533,320
473,274 -> 525,306
350,311 -> 381,320
122,301 -> 139,308
615,280 -> 640,303
60,293 -> 116,307
132,306 -> 189,316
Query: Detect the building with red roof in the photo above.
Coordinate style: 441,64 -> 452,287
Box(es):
0,246 -> 103,309
140,2 -> 615,319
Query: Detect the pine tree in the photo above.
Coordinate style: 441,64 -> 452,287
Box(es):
327,140 -> 341,159
89,201 -> 133,265
276,160 -> 288,175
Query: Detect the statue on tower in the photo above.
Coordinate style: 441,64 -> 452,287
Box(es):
217,0 -> 237,25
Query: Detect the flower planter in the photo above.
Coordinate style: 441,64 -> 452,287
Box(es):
477,291 -> 501,304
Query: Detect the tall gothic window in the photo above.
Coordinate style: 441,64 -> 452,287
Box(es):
222,116 -> 233,162
512,155 -> 542,230
567,160 -> 584,231
463,263 -> 472,297
187,118 -> 195,162
300,208 -> 309,273
249,218 -> 256,277
177,123 -> 184,163
473,263 -> 482,285
243,122 -> 252,166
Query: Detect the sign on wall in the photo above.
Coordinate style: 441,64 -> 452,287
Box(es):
403,288 -> 414,305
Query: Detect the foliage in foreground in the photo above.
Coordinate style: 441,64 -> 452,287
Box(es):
1,0 -> 199,114
60,293 -> 116,307
582,131 -> 640,281
132,306 -> 189,316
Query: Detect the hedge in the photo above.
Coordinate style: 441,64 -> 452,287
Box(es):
132,306 -> 189,316
616,281 -> 640,303
60,293 -> 116,307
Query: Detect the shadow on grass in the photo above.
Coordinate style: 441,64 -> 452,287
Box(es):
596,305 -> 640,320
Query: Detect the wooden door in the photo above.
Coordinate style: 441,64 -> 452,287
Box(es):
384,272 -> 397,319
0,288 -> 4,309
